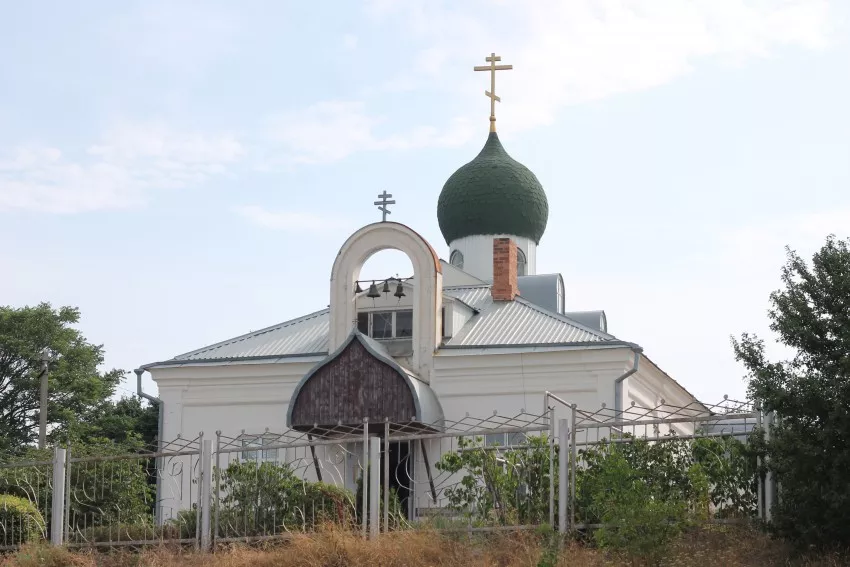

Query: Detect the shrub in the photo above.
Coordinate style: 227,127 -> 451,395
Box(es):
0,495 -> 46,545
216,461 -> 357,537
434,434 -> 554,526
583,445 -> 690,564
0,442 -> 154,537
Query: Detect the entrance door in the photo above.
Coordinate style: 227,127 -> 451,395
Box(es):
384,441 -> 412,519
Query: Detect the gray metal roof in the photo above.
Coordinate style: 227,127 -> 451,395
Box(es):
171,309 -> 329,361
445,295 -> 619,347
563,310 -> 608,334
149,285 -> 621,367
517,274 -> 564,315
443,285 -> 493,311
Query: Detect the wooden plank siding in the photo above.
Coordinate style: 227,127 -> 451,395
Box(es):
290,340 -> 417,429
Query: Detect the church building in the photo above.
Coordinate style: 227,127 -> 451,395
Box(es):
139,54 -> 699,519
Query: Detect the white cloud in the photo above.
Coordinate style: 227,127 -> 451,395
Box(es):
234,205 -> 353,233
267,101 -> 475,164
0,122 -> 244,214
271,0 -> 834,165
370,0 -> 834,133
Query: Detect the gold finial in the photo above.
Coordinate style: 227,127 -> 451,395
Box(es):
474,52 -> 512,132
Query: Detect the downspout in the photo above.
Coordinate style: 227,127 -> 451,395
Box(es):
614,347 -> 642,417
135,368 -> 164,526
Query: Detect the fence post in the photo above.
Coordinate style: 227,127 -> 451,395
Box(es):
570,404 -> 577,531
200,439 -> 212,552
213,431 -> 221,545
51,447 -> 66,546
548,406 -> 555,529
764,411 -> 775,523
383,420 -> 390,533
558,418 -> 568,534
369,437 -> 380,539
362,419 -> 369,538
755,404 -> 764,520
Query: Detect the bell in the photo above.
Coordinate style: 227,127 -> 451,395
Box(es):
382,280 -> 391,294
355,281 -> 363,294
367,282 -> 380,298
394,282 -> 406,298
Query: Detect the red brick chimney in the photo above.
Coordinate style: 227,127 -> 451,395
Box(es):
492,238 -> 520,301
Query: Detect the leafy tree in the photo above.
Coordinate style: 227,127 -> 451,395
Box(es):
78,396 -> 159,448
733,235 -> 850,549
0,303 -> 123,452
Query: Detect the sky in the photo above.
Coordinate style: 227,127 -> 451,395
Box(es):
1,0 -> 849,405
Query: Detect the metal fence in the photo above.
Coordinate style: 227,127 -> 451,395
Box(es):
552,395 -> 768,534
0,400 -> 774,551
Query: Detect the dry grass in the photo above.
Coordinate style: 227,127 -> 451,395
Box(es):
1,526 -> 846,567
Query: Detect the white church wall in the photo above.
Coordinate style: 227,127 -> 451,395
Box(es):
432,347 -> 634,421
624,356 -> 704,437
445,299 -> 475,339
152,360 -> 319,440
449,234 -> 537,281
151,359 -> 320,513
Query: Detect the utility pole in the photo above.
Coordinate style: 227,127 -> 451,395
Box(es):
38,347 -> 51,450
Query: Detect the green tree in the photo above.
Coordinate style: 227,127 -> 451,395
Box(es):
80,396 -> 159,448
0,303 -> 123,452
733,235 -> 850,549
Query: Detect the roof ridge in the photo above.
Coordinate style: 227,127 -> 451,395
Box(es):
172,307 -> 329,360
511,297 -> 618,340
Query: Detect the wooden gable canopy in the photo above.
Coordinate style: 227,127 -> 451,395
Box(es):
287,330 -> 443,433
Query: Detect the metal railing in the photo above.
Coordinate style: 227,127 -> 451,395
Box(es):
0,400 -> 770,550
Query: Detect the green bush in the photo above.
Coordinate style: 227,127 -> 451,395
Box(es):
0,442 -> 155,537
0,494 -> 46,545
216,461 -> 357,536
581,443 -> 692,564
435,434 -> 554,526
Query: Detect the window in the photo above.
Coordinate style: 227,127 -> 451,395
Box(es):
356,310 -> 414,339
485,432 -> 527,447
517,248 -> 527,276
396,310 -> 413,337
450,250 -> 464,270
241,435 -> 279,463
372,312 -> 393,339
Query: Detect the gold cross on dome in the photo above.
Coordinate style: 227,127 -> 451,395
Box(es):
474,52 -> 512,132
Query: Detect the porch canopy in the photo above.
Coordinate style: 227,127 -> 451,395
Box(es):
286,330 -> 444,436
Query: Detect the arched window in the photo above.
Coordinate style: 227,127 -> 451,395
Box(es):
450,250 -> 464,270
517,248 -> 527,276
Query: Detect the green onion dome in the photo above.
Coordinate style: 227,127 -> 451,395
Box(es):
437,132 -> 548,244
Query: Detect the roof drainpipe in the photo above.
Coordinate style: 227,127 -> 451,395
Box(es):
135,368 -> 164,526
614,348 -> 642,418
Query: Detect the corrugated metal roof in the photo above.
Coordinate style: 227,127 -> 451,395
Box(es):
154,284 -> 618,366
172,309 -> 329,361
443,285 -> 493,311
446,297 -> 618,347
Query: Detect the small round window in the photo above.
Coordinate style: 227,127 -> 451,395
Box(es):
450,250 -> 464,270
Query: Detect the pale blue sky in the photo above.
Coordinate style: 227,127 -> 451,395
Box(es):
1,1 -> 848,404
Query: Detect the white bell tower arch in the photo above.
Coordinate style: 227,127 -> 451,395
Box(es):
329,222 -> 443,383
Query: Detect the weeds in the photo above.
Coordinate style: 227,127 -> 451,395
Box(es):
1,526 -> 846,567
